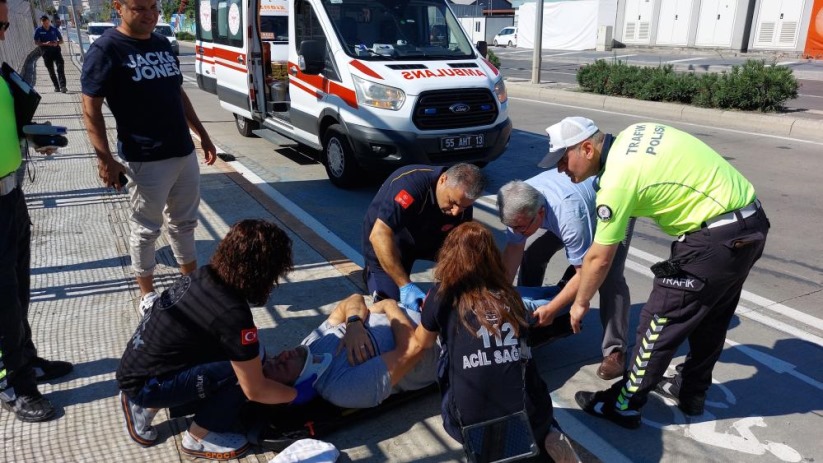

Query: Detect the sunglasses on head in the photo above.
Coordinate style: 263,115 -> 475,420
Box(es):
0,22 -> 11,31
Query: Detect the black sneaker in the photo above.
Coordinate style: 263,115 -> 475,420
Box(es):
1,393 -> 56,422
60,87 -> 68,93
54,87 -> 61,92
32,357 -> 73,382
575,390 -> 641,429
653,377 -> 705,416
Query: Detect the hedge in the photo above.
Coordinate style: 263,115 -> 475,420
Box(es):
576,59 -> 798,112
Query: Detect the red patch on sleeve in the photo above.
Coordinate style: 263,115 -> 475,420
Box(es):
394,190 -> 415,209
241,328 -> 258,345
441,224 -> 454,232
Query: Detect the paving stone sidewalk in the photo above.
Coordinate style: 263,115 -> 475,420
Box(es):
0,52 -> 469,462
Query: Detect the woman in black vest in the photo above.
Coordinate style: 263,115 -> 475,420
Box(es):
412,222 -> 579,462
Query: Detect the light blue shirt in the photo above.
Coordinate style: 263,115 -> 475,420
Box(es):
505,169 -> 596,266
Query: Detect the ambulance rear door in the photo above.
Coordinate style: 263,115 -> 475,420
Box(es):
212,0 -> 254,118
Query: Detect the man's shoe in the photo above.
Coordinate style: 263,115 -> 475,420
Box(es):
596,351 -> 625,380
575,390 -> 641,429
1,393 -> 56,422
653,377 -> 705,416
54,87 -> 61,92
120,392 -> 158,446
60,87 -> 68,93
182,430 -> 250,460
544,425 -> 581,463
139,291 -> 159,317
33,357 -> 73,382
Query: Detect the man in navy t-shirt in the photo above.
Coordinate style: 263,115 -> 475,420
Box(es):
33,15 -> 66,92
81,0 -> 217,316
361,163 -> 486,311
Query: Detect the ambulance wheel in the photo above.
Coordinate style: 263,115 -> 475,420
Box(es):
323,125 -> 361,188
235,114 -> 259,138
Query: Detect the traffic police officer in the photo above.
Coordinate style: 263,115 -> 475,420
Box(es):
1,2 -> 73,424
550,117 -> 769,429
362,163 -> 486,311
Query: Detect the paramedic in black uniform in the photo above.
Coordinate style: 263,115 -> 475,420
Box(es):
362,163 -> 486,311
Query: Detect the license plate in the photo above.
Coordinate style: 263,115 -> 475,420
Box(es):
440,134 -> 485,151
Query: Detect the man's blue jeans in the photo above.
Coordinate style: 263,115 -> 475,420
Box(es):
129,361 -> 246,433
518,285 -> 560,313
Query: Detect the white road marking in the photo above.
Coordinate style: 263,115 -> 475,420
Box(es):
508,96 -> 823,147
628,247 -> 823,333
725,339 -> 823,391
665,57 -> 705,64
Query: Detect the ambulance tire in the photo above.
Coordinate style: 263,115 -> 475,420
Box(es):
235,114 -> 259,138
323,125 -> 361,188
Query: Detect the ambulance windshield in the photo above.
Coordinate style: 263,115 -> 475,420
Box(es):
323,0 -> 475,60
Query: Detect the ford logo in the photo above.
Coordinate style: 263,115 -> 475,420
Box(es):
449,103 -> 470,113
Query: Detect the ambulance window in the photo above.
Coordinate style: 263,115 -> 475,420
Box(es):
215,0 -> 242,47
295,0 -> 338,80
216,1 -> 228,43
196,0 -> 216,42
260,16 -> 288,43
228,0 -> 243,46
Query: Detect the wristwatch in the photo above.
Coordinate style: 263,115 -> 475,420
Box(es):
346,314 -> 362,325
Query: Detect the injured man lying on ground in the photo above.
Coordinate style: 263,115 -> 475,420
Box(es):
262,294 -> 439,409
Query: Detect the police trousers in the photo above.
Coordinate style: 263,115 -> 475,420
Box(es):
608,205 -> 769,411
0,187 -> 38,399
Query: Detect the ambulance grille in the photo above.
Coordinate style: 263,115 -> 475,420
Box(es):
412,89 -> 498,130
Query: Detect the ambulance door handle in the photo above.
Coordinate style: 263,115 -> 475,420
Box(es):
237,56 -> 245,64
289,66 -> 298,76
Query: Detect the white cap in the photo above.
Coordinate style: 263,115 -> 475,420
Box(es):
538,117 -> 599,168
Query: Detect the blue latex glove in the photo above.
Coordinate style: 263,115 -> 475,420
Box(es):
399,283 -> 426,312
290,374 -> 318,406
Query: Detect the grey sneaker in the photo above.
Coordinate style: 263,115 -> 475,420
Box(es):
120,392 -> 158,446
182,430 -> 250,460
544,426 -> 581,463
138,291 -> 159,317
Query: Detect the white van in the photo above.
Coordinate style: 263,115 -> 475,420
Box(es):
87,22 -> 115,45
493,26 -> 517,47
154,23 -> 180,55
194,0 -> 511,187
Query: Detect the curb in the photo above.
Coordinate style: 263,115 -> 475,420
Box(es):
505,83 -> 823,142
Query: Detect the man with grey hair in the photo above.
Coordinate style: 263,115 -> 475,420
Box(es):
362,163 -> 486,311
497,117 -> 633,380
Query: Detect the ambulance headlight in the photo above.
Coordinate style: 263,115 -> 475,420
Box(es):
494,78 -> 507,104
353,75 -> 405,110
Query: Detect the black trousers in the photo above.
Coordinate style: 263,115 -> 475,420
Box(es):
41,48 -> 66,90
0,187 -> 39,399
607,206 -> 769,411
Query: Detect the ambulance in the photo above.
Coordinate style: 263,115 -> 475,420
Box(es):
194,0 -> 511,187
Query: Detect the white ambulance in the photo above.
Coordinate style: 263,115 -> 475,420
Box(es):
194,0 -> 511,187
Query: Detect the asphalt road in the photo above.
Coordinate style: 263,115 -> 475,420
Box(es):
172,43 -> 822,462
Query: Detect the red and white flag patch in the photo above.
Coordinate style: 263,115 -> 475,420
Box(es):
241,328 -> 258,345
394,190 -> 415,209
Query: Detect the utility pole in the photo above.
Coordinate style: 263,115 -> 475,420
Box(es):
530,0 -> 543,84
66,0 -> 86,61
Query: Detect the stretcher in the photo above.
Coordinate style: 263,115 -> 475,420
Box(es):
242,313 -> 574,452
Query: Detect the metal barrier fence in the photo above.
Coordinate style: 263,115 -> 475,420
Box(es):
0,0 -> 37,73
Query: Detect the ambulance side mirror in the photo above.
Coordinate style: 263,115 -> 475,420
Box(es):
476,40 -> 488,58
298,40 -> 325,75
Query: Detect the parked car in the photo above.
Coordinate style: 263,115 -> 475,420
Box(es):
493,26 -> 517,47
154,23 -> 180,55
87,22 -> 115,45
